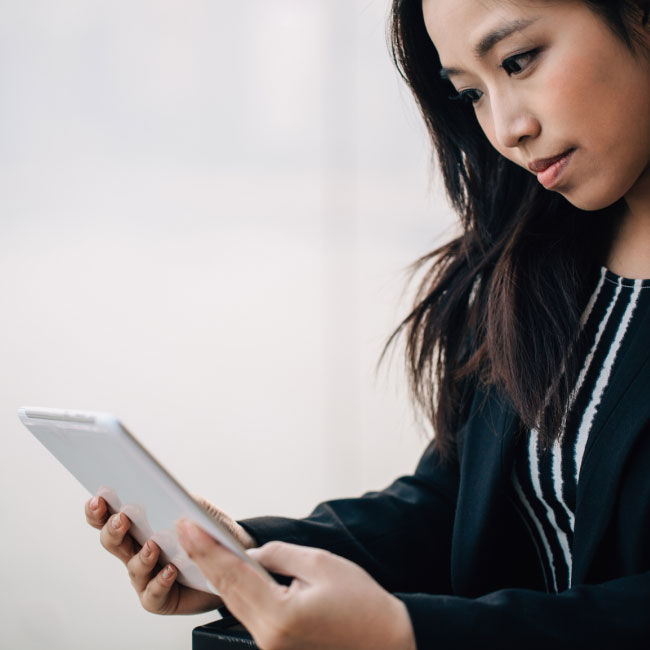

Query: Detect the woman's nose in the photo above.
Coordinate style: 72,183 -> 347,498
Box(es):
492,100 -> 541,150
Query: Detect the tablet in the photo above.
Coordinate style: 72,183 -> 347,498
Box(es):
18,406 -> 270,594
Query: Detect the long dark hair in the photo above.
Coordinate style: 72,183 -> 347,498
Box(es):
387,0 -> 650,461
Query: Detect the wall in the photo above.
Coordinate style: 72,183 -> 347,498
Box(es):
0,1 -> 456,648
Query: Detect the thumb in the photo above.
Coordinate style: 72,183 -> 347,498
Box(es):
248,541 -> 328,582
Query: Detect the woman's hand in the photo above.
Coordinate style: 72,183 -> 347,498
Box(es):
176,519 -> 417,650
84,495 -> 257,615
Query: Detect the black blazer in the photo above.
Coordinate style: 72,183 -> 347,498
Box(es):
240,316 -> 650,649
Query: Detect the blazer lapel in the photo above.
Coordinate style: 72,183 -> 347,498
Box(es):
572,347 -> 650,583
452,389 -> 522,596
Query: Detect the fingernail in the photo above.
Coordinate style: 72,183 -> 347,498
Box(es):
142,541 -> 151,558
111,513 -> 121,529
89,497 -> 99,510
162,564 -> 174,579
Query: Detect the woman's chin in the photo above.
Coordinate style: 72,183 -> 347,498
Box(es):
557,185 -> 626,212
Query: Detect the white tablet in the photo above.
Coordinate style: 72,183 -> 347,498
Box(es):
18,406 -> 270,594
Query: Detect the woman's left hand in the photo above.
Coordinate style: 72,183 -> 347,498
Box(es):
176,519 -> 416,650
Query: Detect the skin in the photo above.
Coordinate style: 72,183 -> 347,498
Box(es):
84,495 -> 237,614
85,1 -> 650,646
423,0 -> 650,277
177,520 -> 415,650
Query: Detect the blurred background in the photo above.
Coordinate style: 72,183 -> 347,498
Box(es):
0,0 -> 455,647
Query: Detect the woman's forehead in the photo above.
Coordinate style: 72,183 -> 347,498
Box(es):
422,0 -> 569,64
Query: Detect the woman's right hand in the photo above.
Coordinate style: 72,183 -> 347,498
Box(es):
84,495 -> 258,615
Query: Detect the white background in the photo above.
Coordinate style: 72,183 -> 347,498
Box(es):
0,1 -> 455,648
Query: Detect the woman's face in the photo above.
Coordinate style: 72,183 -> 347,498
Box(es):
422,0 -> 650,211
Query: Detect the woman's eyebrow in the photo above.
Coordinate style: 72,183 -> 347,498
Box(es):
474,17 -> 539,59
439,17 -> 539,80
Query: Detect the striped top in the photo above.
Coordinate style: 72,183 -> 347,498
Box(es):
511,266 -> 650,593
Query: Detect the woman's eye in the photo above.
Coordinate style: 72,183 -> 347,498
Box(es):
446,48 -> 541,106
500,48 -> 540,75
449,88 -> 483,106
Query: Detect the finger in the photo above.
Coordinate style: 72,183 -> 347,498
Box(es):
191,495 -> 257,549
176,519 -> 282,617
127,539 -> 160,593
140,563 -> 179,613
100,512 -> 139,564
192,494 -> 222,519
192,495 -> 232,531
141,562 -> 225,616
85,496 -> 109,529
248,541 -> 328,582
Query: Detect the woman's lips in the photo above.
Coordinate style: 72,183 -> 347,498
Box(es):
529,149 -> 576,189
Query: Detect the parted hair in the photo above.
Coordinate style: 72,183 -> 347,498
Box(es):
386,0 -> 650,460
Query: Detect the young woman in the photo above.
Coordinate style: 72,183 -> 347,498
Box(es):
85,1 -> 650,647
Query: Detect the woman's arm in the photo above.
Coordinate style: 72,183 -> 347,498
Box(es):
178,517 -> 650,650
397,572 -> 650,649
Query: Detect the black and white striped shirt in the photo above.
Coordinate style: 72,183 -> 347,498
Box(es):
512,266 -> 650,593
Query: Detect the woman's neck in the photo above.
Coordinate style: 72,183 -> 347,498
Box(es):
606,166 -> 650,279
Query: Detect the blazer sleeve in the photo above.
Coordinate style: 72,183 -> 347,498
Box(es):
238,439 -> 460,594
396,571 -> 650,649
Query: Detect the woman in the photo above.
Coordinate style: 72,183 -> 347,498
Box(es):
85,1 -> 650,648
